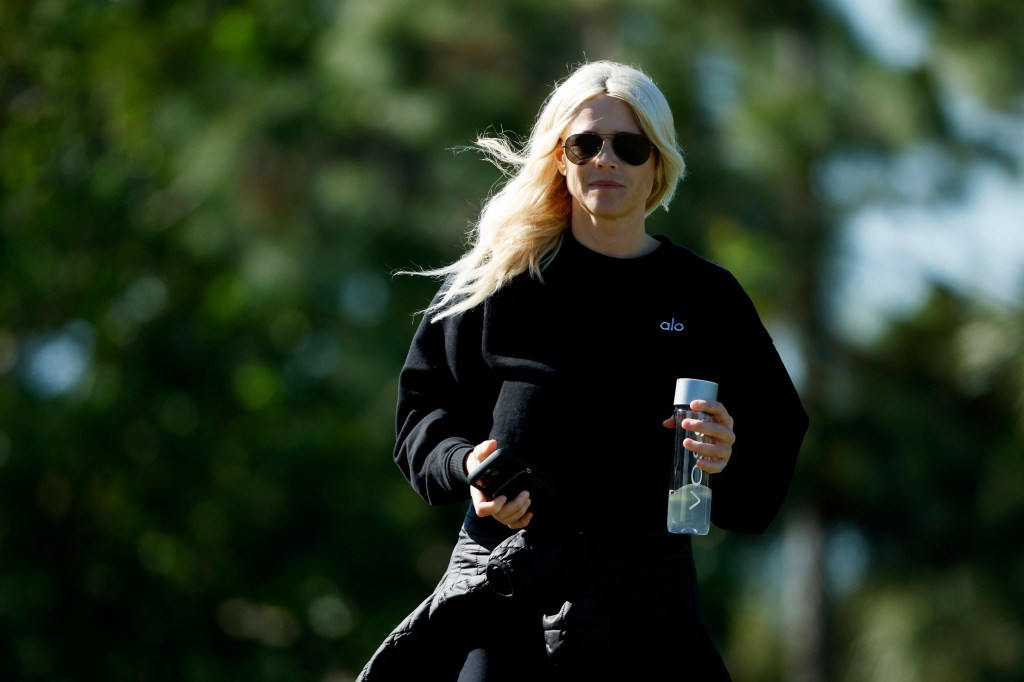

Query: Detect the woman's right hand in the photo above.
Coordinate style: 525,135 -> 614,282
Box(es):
465,439 -> 533,529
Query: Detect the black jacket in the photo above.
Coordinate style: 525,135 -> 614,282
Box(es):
358,518 -> 731,679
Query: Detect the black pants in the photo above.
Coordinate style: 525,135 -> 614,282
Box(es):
428,596 -> 553,681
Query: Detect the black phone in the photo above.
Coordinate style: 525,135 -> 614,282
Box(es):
467,448 -> 559,512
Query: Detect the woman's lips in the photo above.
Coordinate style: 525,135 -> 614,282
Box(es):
590,180 -> 623,188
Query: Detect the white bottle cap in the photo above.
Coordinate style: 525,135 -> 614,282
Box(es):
673,378 -> 718,406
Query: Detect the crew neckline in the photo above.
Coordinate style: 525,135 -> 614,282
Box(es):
561,229 -> 669,263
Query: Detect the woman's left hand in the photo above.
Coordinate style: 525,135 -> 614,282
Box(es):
662,399 -> 736,474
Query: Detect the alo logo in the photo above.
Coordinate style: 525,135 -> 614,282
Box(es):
660,318 -> 685,332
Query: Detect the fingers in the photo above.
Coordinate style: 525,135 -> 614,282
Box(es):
472,489 -> 533,528
684,427 -> 732,473
466,439 -> 532,527
663,400 -> 736,474
664,401 -> 734,431
688,441 -> 730,474
465,438 -> 499,474
681,419 -> 734,447
683,400 -> 735,474
689,400 -> 734,429
498,490 -> 532,527
683,400 -> 735,446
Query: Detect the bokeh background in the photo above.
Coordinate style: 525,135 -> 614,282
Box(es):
2,0 -> 1023,680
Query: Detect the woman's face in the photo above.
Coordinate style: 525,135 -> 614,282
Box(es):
556,95 -> 656,229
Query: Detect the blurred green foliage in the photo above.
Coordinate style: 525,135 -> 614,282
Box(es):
1,0 -> 1022,680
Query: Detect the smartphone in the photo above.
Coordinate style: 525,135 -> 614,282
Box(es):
467,448 -> 558,512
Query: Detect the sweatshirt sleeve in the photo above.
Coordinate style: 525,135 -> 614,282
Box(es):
710,275 -> 809,534
393,299 -> 496,506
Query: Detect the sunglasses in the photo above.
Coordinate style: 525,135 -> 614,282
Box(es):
562,132 -> 655,166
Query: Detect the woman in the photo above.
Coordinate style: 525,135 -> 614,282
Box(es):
358,60 -> 808,681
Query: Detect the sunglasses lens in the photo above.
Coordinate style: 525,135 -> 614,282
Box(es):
563,133 -> 652,165
564,134 -> 602,164
613,134 -> 652,165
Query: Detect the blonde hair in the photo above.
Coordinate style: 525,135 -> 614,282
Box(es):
411,60 -> 686,322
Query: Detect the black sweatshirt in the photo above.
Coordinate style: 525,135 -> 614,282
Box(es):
394,230 -> 808,536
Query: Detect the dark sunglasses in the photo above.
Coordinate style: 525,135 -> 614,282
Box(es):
562,132 -> 655,166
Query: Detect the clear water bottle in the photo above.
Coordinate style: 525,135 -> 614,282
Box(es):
667,378 -> 718,535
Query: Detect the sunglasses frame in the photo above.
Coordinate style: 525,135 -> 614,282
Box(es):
561,132 -> 655,166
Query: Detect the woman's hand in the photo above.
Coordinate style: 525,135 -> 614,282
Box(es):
465,439 -> 533,529
662,399 -> 736,474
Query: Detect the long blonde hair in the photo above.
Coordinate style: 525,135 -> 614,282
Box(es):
411,60 -> 686,322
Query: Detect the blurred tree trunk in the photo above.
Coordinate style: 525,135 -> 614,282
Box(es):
782,507 -> 826,682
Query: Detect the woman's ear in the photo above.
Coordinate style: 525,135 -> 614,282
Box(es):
554,145 -> 567,176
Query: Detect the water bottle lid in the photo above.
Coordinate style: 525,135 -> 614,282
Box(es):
673,378 -> 718,406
